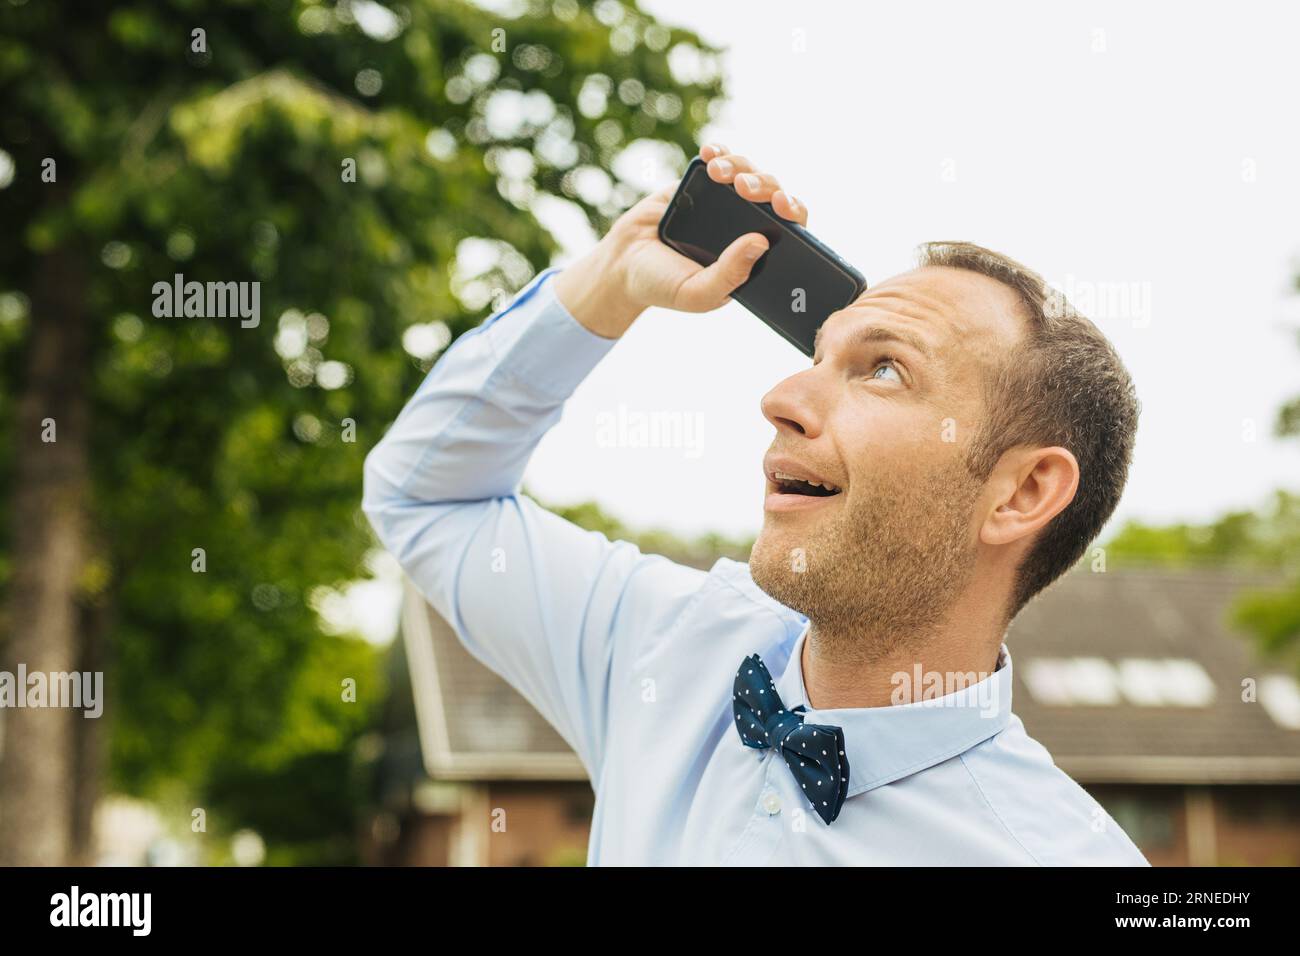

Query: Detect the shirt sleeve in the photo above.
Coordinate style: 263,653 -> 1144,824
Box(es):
362,268 -> 707,782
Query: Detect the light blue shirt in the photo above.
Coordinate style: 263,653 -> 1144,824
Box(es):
363,268 -> 1151,866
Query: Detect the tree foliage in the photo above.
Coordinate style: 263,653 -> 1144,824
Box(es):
0,0 -> 721,862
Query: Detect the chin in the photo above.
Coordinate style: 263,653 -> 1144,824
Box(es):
748,533 -> 819,619
749,523 -> 786,562
748,525 -> 805,585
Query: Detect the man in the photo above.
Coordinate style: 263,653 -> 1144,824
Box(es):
363,145 -> 1148,865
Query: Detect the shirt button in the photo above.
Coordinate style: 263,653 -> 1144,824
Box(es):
762,792 -> 782,815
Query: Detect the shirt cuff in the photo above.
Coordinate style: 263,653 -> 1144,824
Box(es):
485,267 -> 620,400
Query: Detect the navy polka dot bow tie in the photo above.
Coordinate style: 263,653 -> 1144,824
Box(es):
732,652 -> 851,825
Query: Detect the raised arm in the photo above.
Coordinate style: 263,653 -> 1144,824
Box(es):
363,146 -> 805,779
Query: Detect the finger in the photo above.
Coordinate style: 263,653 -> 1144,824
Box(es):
706,152 -> 758,184
733,171 -> 787,205
699,142 -> 730,162
675,232 -> 769,312
708,156 -> 797,212
648,182 -> 677,204
771,189 -> 808,226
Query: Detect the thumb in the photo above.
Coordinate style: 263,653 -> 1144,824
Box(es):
675,232 -> 769,312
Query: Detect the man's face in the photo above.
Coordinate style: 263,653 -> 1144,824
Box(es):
748,265 -> 1028,655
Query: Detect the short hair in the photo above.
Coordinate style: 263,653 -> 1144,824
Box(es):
915,241 -> 1140,621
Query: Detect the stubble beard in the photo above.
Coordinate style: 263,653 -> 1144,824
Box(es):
749,457 -> 984,663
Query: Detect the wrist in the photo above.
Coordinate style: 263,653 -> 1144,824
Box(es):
553,236 -> 643,339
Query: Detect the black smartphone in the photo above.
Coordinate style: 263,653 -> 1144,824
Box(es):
657,157 -> 867,355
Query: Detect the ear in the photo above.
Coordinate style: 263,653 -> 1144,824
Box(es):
979,446 -> 1079,547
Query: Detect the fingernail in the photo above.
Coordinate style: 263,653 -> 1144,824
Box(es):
714,158 -> 733,174
745,243 -> 765,260
738,173 -> 760,191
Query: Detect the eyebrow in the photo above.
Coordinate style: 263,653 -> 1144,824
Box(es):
813,323 -> 933,361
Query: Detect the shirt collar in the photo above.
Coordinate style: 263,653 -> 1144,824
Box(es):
769,627 -> 1013,798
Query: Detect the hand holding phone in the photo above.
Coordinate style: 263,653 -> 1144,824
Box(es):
554,145 -> 849,342
657,150 -> 866,355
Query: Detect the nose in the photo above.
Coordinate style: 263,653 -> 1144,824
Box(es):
761,368 -> 824,438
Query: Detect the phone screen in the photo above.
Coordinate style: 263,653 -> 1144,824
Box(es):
658,159 -> 866,355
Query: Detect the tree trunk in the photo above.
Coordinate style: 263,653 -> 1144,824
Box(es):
0,246 -> 90,866
69,591 -> 111,866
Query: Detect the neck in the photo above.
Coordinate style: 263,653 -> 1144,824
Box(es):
801,616 -> 1004,710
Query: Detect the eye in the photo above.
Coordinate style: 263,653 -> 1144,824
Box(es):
871,358 -> 904,384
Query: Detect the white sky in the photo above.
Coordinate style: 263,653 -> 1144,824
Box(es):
525,0 -> 1300,539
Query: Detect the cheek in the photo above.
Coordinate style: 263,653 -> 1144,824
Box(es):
835,411 -> 945,489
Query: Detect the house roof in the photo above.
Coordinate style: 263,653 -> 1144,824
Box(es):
401,582 -> 587,781
1005,566 -> 1300,783
401,565 -> 1300,785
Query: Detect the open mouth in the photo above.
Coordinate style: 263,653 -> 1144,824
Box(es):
769,470 -> 842,498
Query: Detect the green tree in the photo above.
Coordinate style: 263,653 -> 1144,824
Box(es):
0,0 -> 721,864
1103,491 -> 1300,570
